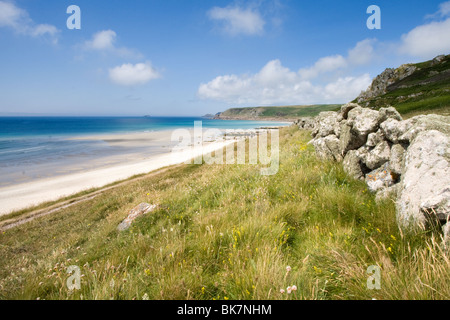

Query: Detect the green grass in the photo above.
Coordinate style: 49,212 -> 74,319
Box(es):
0,126 -> 448,300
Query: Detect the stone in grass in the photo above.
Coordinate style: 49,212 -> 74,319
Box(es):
117,203 -> 157,231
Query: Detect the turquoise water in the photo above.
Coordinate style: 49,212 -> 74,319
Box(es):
0,117 -> 289,138
0,117 -> 289,186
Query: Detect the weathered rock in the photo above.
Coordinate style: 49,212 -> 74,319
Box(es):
396,130 -> 450,228
378,106 -> 403,122
366,130 -> 385,148
347,107 -> 381,137
333,121 -> 341,138
340,103 -> 359,120
356,65 -> 416,104
296,117 -> 316,130
365,140 -> 391,170
399,114 -> 450,142
431,54 -> 446,66
343,150 -> 365,180
376,184 -> 399,202
339,122 -> 366,155
379,118 -> 408,144
325,135 -> 343,161
312,111 -> 339,138
356,145 -> 370,165
389,144 -> 406,175
117,203 -> 157,231
312,135 -> 342,161
365,162 -> 396,193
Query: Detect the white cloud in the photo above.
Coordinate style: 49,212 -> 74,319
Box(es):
439,1 -> 450,16
399,18 -> 450,59
398,2 -> 450,59
198,59 -> 371,105
208,5 -> 265,36
299,55 -> 347,80
109,62 -> 160,86
31,24 -> 59,37
84,29 -> 143,59
297,39 -> 376,81
0,1 -> 25,28
426,1 -> 450,19
0,1 -> 59,42
347,39 -> 376,65
85,30 -> 116,50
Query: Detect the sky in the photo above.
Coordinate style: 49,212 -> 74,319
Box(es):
0,0 -> 450,116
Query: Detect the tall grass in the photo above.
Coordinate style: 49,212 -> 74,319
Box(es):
0,126 -> 448,300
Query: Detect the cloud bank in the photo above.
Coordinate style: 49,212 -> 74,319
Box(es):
109,62 -> 160,86
84,30 -> 143,59
0,1 -> 59,42
208,5 -> 265,36
198,40 -> 375,105
198,59 -> 371,105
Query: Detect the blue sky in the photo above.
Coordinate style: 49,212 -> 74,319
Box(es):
0,0 -> 449,116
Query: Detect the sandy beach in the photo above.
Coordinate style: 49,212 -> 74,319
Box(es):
0,130 -> 238,216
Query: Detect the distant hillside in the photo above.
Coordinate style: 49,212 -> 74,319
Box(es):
354,54 -> 450,117
214,104 -> 341,120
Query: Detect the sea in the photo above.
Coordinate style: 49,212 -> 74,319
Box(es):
0,117 -> 290,187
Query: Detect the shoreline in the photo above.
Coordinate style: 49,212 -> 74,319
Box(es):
0,130 -> 238,216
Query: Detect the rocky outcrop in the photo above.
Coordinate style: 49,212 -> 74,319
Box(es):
356,65 -> 417,106
117,203 -> 157,231
305,103 -> 450,234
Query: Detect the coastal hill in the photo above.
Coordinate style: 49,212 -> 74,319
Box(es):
214,104 -> 341,121
354,54 -> 450,117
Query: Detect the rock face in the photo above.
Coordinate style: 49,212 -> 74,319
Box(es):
356,65 -> 417,107
304,102 -> 450,234
396,130 -> 450,228
117,203 -> 157,231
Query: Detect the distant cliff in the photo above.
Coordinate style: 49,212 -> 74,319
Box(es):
214,104 -> 341,121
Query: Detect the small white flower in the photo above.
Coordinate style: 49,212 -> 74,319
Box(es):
286,266 -> 291,272
292,285 -> 297,291
287,286 -> 292,294
280,289 -> 285,294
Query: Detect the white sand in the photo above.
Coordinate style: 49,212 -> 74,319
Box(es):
0,131 -> 236,216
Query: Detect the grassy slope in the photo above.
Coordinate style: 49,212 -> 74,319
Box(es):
355,55 -> 450,117
1,126 -> 448,300
218,105 -> 341,119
